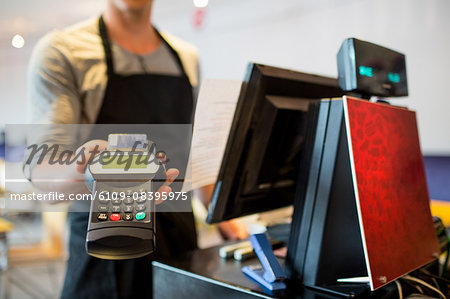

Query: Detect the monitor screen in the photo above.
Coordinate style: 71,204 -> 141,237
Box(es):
206,63 -> 344,223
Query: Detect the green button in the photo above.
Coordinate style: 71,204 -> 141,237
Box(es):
136,212 -> 146,221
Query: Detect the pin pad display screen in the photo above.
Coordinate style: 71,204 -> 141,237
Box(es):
101,154 -> 150,169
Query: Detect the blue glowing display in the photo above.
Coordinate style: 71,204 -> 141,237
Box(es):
388,72 -> 400,83
359,66 -> 373,77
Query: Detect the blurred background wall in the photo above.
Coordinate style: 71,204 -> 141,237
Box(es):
1,0 -> 449,154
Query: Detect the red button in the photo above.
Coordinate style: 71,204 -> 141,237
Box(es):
110,213 -> 121,221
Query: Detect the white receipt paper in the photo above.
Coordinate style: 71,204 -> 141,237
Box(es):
188,79 -> 242,190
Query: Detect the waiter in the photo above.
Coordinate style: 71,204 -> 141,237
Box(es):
27,0 -> 246,298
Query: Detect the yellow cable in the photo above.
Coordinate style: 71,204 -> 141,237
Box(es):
394,280 -> 403,299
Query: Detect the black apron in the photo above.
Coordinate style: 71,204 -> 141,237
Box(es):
61,16 -> 197,299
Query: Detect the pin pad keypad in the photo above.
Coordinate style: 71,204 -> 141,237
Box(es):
92,183 -> 151,223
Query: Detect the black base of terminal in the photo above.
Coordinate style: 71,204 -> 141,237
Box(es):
152,243 -> 414,299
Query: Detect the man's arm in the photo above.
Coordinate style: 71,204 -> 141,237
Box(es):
27,31 -> 81,125
26,31 -> 85,194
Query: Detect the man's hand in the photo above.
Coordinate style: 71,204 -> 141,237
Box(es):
195,184 -> 249,240
154,168 -> 179,204
217,219 -> 249,241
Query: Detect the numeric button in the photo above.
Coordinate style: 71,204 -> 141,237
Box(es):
124,205 -> 134,213
136,204 -> 146,212
98,197 -> 108,204
98,205 -> 108,212
111,205 -> 121,213
123,213 -> 133,221
123,196 -> 134,204
136,196 -> 146,203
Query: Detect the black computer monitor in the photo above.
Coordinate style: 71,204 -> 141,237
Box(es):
206,63 -> 344,223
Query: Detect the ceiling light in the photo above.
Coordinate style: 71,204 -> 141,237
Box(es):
193,0 -> 209,8
11,34 -> 25,49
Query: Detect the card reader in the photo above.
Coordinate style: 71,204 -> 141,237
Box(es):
85,134 -> 162,260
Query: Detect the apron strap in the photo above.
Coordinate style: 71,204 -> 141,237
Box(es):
98,15 -> 115,76
154,28 -> 191,83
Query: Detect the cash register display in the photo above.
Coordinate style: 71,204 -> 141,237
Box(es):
337,38 -> 408,97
